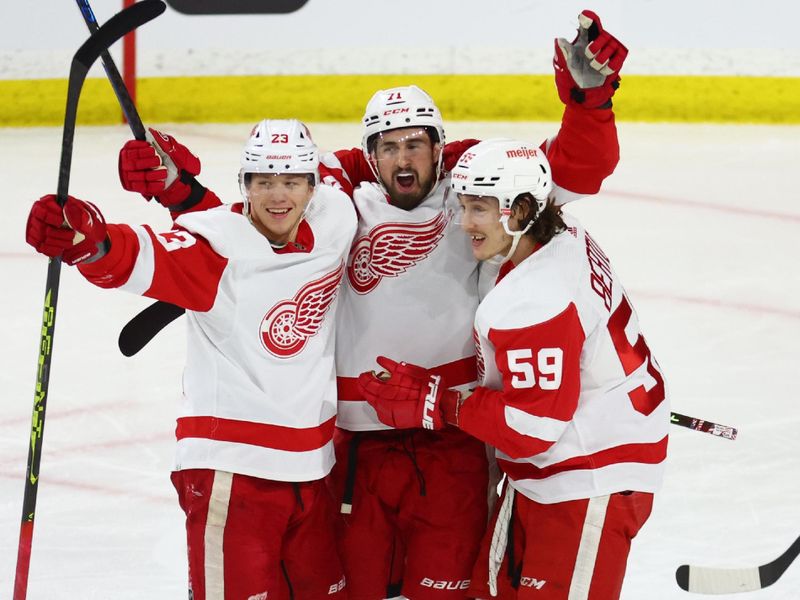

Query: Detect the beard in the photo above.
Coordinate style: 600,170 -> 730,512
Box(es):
383,167 -> 437,210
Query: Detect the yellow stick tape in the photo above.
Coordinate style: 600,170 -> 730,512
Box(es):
3,74 -> 799,126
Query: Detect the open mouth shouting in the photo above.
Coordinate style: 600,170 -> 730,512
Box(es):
394,170 -> 418,194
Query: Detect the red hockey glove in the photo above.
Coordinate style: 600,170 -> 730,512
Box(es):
118,127 -> 201,207
442,139 -> 480,174
554,10 -> 628,109
357,356 -> 460,430
26,195 -> 108,265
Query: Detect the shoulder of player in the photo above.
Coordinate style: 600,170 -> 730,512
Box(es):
309,184 -> 358,232
172,205 -> 262,258
477,262 -> 575,333
476,220 -> 586,329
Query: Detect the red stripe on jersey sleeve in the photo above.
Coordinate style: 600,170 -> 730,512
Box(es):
143,226 -> 228,311
176,415 -> 336,452
78,224 -> 140,288
319,163 -> 355,199
458,303 -> 585,459
332,147 -> 376,189
546,104 -> 620,195
498,435 -> 668,480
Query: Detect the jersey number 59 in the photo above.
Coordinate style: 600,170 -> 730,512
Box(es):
507,348 -> 563,390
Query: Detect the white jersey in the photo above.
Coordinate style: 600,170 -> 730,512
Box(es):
334,180 -> 480,430
79,186 -> 357,481
465,214 -> 669,504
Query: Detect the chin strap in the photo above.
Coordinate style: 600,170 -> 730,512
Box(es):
499,215 -> 534,264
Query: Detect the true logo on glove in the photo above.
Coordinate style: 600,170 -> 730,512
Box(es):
422,374 -> 441,430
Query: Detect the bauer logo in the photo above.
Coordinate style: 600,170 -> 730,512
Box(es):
420,578 -> 470,590
166,0 -> 308,14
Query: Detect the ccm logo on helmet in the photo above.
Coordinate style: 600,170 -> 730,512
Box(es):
383,108 -> 410,115
506,147 -> 539,159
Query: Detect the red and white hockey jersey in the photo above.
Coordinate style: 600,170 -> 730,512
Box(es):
328,106 -> 621,431
334,178 -> 481,430
460,214 -> 670,503
78,185 -> 357,482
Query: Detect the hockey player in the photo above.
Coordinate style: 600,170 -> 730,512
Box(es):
357,138 -> 670,599
25,119 -> 356,600
114,11 -> 628,599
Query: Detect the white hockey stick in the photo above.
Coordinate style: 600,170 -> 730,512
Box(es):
675,534 -> 800,594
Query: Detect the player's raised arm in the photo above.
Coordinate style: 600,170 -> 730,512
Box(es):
545,10 -> 627,200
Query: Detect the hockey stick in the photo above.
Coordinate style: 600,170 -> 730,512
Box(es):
670,412 -> 737,440
75,0 -> 146,140
13,3 -> 166,599
74,0 -> 188,357
675,533 -> 800,594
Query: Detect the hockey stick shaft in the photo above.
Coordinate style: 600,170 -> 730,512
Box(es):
75,0 -> 145,139
75,1 -> 188,356
13,4 -> 165,599
670,411 -> 737,440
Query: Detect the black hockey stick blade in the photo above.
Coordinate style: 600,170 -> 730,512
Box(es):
676,534 -> 800,594
74,0 -> 164,74
119,300 -> 186,357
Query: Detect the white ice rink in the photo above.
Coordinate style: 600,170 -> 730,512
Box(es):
1,120 -> 799,599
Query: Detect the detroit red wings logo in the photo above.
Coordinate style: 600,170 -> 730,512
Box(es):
260,261 -> 345,358
347,210 -> 450,294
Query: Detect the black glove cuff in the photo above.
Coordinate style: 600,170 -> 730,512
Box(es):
167,173 -> 207,212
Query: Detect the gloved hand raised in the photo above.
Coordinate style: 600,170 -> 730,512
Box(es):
25,195 -> 108,265
554,10 -> 628,108
357,356 -> 460,430
118,127 -> 201,207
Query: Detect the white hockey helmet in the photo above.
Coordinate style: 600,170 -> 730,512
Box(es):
451,138 -> 552,262
361,85 -> 445,157
451,138 -> 551,216
238,119 -> 319,205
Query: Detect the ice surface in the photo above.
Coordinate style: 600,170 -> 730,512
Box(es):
1,121 -> 798,598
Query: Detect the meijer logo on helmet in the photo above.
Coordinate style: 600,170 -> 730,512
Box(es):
505,147 -> 539,159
